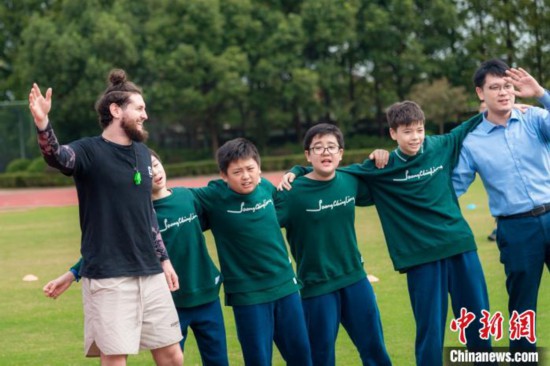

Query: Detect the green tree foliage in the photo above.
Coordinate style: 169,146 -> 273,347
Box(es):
408,78 -> 468,134
3,0 -> 549,157
143,0 -> 249,154
14,0 -> 141,141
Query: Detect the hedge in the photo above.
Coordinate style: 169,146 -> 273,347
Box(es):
0,172 -> 74,188
5,158 -> 32,173
0,148 -> 382,188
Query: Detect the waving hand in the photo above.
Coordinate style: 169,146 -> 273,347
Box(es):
28,83 -> 52,130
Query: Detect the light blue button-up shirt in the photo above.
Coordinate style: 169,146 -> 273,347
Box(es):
453,92 -> 550,217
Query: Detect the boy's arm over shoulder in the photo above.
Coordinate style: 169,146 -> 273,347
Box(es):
177,187 -> 211,231
452,145 -> 477,197
188,180 -> 219,204
288,165 -> 311,177
338,159 -> 378,178
435,113 -> 483,167
447,113 -> 483,145
278,165 -> 312,190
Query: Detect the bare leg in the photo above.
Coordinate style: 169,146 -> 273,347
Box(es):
151,343 -> 184,366
100,353 -> 128,366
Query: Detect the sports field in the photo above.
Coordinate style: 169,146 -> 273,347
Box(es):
0,177 -> 548,365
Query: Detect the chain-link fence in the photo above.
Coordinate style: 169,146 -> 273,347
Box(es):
0,101 -> 39,172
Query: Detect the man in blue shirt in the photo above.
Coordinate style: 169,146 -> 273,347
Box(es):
453,59 -> 549,354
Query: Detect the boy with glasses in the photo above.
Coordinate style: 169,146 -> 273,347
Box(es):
282,105 -> 495,366
275,123 -> 392,366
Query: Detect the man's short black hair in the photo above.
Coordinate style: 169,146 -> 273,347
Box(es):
473,59 -> 510,88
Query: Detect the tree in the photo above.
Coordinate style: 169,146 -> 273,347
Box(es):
143,0 -> 249,154
14,0 -> 142,142
0,0 -> 59,101
408,78 -> 468,134
518,0 -> 550,84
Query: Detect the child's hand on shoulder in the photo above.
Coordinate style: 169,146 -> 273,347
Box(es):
277,172 -> 296,191
369,149 -> 389,169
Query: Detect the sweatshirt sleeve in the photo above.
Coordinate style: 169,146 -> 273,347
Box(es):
444,113 -> 483,167
70,257 -> 83,281
288,165 -> 312,178
273,190 -> 289,227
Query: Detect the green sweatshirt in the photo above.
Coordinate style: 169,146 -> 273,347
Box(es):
275,172 -> 372,298
291,114 -> 483,272
191,179 -> 299,306
153,187 -> 221,308
70,187 -> 222,308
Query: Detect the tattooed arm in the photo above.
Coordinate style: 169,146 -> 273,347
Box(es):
37,124 -> 76,175
29,83 -> 76,175
151,207 -> 179,291
151,208 -> 169,261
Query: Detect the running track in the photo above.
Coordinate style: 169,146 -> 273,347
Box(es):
0,171 -> 285,209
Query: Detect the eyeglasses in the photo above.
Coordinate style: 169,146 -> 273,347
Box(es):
487,83 -> 514,93
309,145 -> 341,155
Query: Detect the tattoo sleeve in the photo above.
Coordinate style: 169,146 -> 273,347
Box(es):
151,208 -> 169,261
37,123 -> 76,175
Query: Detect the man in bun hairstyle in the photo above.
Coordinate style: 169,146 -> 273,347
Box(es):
29,70 -> 184,365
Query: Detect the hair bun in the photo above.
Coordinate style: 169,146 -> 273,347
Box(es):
108,69 -> 127,86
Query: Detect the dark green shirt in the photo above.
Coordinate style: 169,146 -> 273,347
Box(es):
71,187 -> 222,308
191,179 -> 299,306
292,114 -> 483,271
154,187 -> 221,308
275,172 -> 372,298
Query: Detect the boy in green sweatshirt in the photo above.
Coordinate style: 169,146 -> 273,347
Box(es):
284,102 -> 494,366
275,123 -> 391,366
44,150 -> 229,366
189,138 -> 312,366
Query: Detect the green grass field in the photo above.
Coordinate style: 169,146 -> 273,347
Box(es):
0,178 -> 548,365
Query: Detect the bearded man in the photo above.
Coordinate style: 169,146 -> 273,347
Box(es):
29,69 -> 184,366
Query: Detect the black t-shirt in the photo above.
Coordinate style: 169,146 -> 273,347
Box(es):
69,136 -> 162,278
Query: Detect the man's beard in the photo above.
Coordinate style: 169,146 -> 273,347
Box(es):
121,116 -> 149,142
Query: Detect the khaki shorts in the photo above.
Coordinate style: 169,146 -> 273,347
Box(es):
82,273 -> 182,357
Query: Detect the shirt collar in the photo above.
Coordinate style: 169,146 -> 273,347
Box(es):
479,109 -> 521,134
394,145 -> 424,162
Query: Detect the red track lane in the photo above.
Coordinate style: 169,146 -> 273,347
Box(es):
0,171 -> 285,210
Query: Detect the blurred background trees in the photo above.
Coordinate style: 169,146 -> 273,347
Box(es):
1,0 -> 548,170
